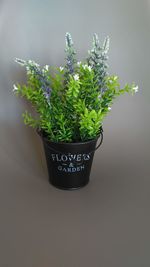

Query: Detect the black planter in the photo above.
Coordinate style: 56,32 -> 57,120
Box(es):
38,129 -> 103,190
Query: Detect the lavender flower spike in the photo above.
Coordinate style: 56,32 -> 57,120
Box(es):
93,33 -> 100,48
65,32 -> 73,48
15,58 -> 52,105
15,58 -> 26,65
87,34 -> 110,94
64,32 -> 77,79
102,36 -> 110,54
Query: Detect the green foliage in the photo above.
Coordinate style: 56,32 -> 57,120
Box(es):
79,109 -> 103,141
100,76 -> 137,114
78,64 -> 101,111
13,33 -> 138,143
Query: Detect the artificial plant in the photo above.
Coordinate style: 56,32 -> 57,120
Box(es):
13,32 -> 138,142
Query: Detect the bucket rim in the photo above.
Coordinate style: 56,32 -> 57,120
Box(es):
36,128 -> 102,146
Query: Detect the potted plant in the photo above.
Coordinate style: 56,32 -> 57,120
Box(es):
13,32 -> 138,190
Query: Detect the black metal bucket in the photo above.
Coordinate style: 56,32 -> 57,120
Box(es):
38,129 -> 103,190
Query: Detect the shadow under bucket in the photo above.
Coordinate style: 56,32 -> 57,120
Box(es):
38,129 -> 103,190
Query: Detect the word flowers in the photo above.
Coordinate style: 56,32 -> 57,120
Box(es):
51,153 -> 91,173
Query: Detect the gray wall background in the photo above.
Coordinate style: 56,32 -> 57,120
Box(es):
0,0 -> 150,266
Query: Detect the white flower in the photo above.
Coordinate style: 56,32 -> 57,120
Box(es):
13,84 -> 18,92
44,65 -> 49,71
73,74 -> 79,81
59,66 -> 64,72
42,65 -> 49,74
26,66 -> 31,74
108,107 -> 111,111
83,64 -> 88,70
132,85 -> 138,93
77,61 -> 81,66
82,64 -> 92,72
28,60 -> 39,68
87,65 -> 92,72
